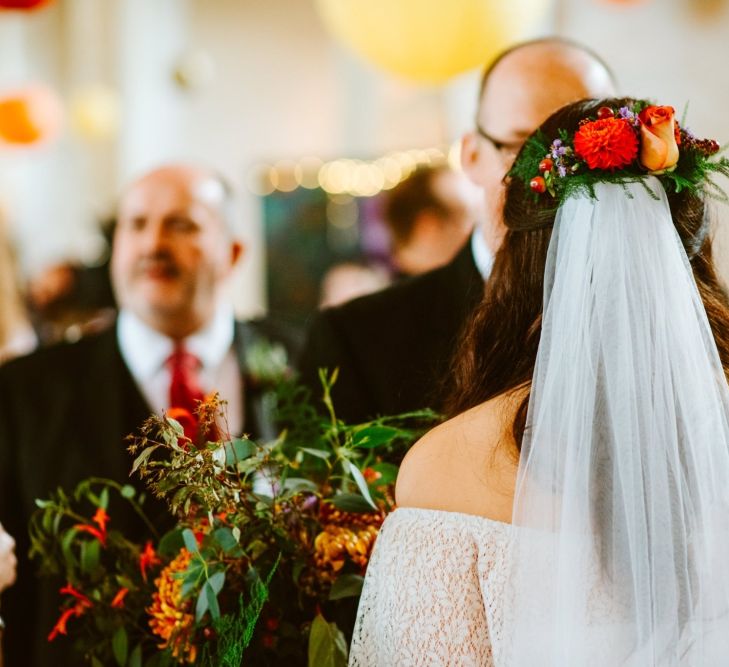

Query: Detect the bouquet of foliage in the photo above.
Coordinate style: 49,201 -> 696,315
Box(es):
29,370 -> 438,666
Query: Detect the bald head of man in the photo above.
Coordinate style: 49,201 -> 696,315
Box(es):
461,38 -> 617,251
111,164 -> 244,339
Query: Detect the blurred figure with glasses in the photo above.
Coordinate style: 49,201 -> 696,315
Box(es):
299,38 -> 616,423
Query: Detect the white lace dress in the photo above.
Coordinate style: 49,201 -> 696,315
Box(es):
349,507 -> 513,666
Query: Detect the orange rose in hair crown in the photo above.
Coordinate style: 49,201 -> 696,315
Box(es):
639,106 -> 680,172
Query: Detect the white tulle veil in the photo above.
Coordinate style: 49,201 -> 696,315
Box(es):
506,176 -> 729,666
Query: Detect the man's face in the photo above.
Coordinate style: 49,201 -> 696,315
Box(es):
462,45 -> 615,247
111,169 -> 241,338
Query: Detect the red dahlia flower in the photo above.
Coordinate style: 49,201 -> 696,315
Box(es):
574,118 -> 639,170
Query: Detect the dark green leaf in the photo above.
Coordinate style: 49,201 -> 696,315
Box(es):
99,487 -> 109,509
112,626 -> 128,666
61,528 -> 79,568
158,529 -> 184,557
352,425 -> 403,449
328,574 -> 364,601
331,494 -> 375,513
91,657 -> 104,667
128,644 -> 142,667
308,614 -> 348,667
81,538 -> 101,574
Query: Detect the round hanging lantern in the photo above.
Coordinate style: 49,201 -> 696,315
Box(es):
0,0 -> 53,10
0,85 -> 63,147
69,84 -> 120,141
315,0 -> 551,84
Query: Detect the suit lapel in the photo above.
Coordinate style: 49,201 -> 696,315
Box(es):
82,327 -> 151,482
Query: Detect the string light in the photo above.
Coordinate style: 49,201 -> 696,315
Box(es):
249,145 -> 454,198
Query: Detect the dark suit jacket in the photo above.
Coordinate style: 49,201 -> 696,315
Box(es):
298,239 -> 485,423
0,318 -> 297,667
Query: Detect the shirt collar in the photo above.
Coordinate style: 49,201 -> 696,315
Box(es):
471,228 -> 494,280
117,303 -> 235,381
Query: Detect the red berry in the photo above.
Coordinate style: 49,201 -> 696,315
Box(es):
529,176 -> 546,194
597,106 -> 614,119
538,158 -> 553,172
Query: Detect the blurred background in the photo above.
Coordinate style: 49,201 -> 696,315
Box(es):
0,0 -> 728,343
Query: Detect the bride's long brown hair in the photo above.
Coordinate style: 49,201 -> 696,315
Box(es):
447,98 -> 729,446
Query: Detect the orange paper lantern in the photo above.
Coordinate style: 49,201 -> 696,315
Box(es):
0,85 -> 63,147
0,0 -> 53,10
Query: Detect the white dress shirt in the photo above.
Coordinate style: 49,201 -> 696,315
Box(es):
470,227 -> 495,280
117,304 -> 243,436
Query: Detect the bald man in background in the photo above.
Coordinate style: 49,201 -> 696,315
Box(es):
0,164 -> 296,666
299,38 -> 617,423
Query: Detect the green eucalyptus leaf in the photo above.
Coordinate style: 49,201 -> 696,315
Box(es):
344,462 -> 377,509
182,528 -> 199,554
120,485 -> 136,500
211,527 -> 239,555
352,425 -> 402,449
112,626 -> 128,666
283,478 -> 319,493
195,585 -> 209,622
131,445 -> 159,475
157,529 -> 184,557
207,570 -> 226,596
330,494 -> 375,513
224,438 -> 256,466
328,574 -> 364,601
128,644 -> 142,667
299,447 -> 331,460
308,614 -> 348,667
205,580 -> 221,620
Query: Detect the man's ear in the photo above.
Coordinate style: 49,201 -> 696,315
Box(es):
461,132 -> 486,187
230,240 -> 245,266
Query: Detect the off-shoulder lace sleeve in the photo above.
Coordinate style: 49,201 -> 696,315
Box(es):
349,508 -> 512,667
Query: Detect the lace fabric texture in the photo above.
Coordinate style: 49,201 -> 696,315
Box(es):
349,507 -> 512,667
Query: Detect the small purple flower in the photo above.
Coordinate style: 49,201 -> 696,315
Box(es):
552,139 -> 562,147
558,165 -> 567,178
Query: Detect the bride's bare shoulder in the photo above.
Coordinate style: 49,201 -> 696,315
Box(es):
395,387 -> 527,521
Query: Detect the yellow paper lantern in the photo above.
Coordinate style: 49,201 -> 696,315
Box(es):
316,0 -> 552,84
0,84 -> 63,147
69,85 -> 120,141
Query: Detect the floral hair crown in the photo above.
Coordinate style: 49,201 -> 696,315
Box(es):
509,100 -> 729,202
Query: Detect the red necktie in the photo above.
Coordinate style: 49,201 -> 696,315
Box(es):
167,343 -> 204,441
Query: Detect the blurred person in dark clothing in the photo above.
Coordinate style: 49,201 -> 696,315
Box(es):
384,164 -> 478,278
0,163 -> 297,666
298,38 -> 616,423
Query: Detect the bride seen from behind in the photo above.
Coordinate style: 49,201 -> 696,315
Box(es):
349,97 -> 729,666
